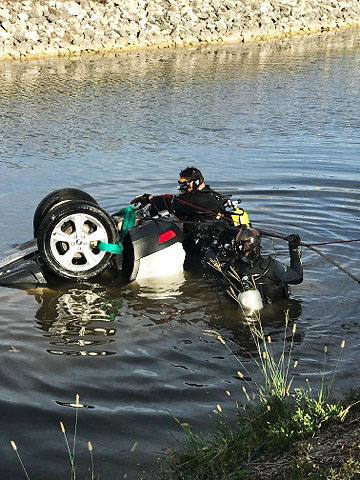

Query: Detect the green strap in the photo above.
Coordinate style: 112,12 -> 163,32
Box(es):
98,206 -> 136,255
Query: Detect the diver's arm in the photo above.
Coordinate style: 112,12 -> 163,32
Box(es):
149,194 -> 175,213
287,234 -> 303,284
272,249 -> 303,285
149,192 -> 214,219
289,247 -> 303,284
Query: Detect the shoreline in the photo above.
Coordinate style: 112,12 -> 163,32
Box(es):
1,0 -> 360,62
155,327 -> 360,480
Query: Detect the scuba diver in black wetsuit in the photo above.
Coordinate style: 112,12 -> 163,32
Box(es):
208,226 -> 303,307
232,227 -> 303,304
130,167 -> 232,252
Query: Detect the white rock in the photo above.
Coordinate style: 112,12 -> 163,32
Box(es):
90,12 -> 101,22
64,6 -> 81,16
0,9 -> 10,21
25,30 -> 39,41
10,50 -> 21,60
54,27 -> 65,38
1,20 -> 10,31
0,30 -> 10,40
18,12 -> 29,21
3,44 -> 16,54
33,4 -> 46,17
243,31 -> 252,41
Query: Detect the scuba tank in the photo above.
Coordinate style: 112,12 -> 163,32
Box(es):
232,207 -> 250,227
229,200 -> 250,227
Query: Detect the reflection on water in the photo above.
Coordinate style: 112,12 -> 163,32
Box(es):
133,272 -> 186,299
28,272 -> 188,356
31,285 -> 121,356
1,29 -> 360,212
1,30 -> 359,91
207,292 -> 303,355
0,28 -> 360,480
25,267 -> 305,361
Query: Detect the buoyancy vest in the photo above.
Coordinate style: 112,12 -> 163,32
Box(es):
175,187 -> 227,221
174,187 -> 229,249
149,186 -> 227,221
231,256 -> 290,304
150,187 -> 230,252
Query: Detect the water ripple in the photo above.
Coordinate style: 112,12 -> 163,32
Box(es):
0,29 -> 360,479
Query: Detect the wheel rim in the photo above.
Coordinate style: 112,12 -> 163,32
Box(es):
49,212 -> 110,272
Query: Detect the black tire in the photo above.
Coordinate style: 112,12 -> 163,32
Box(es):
33,188 -> 98,237
37,200 -> 119,281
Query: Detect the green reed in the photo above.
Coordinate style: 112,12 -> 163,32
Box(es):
157,282 -> 351,480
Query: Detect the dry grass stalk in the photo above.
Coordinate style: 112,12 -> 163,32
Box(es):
60,420 -> 75,478
10,441 -> 31,480
88,441 -> 94,480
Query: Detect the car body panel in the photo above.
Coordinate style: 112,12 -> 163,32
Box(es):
0,215 -> 185,287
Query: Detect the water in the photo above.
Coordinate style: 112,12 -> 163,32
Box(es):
1,30 -> 360,479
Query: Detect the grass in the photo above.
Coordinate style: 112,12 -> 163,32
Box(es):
10,441 -> 31,480
282,449 -> 360,480
7,333 -> 359,480
10,393 -> 96,480
155,302 -> 359,480
7,261 -> 358,480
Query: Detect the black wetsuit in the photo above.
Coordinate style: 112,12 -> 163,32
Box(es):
149,185 -> 227,220
227,248 -> 303,304
149,185 -> 230,252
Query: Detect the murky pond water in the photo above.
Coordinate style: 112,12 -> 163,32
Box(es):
0,30 -> 360,479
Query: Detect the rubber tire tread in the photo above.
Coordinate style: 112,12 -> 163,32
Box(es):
37,200 -> 119,281
33,188 -> 98,237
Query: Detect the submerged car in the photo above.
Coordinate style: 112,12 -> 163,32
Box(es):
0,188 -> 185,287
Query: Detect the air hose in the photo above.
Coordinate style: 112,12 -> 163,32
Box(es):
98,206 -> 136,255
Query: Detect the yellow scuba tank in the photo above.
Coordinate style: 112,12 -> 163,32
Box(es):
231,207 -> 250,227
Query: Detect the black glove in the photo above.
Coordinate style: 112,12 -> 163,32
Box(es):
202,243 -> 219,266
286,233 -> 301,250
130,193 -> 151,208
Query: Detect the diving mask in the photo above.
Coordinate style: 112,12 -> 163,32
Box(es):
177,178 -> 190,194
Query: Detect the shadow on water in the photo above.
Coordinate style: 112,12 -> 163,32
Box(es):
207,290 -> 303,354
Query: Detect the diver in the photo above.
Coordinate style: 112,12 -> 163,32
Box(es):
130,167 -> 231,252
209,226 -> 303,305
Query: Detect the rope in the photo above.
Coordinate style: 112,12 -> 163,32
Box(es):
302,238 -> 360,247
148,196 -> 360,245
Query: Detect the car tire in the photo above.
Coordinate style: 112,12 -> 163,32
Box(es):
33,188 -> 98,237
37,201 -> 119,281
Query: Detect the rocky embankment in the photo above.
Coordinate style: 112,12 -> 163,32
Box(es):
1,0 -> 360,61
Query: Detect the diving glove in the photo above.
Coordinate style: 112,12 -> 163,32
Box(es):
286,233 -> 301,250
130,193 -> 151,207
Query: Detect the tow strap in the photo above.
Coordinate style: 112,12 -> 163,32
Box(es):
98,206 -> 136,255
